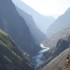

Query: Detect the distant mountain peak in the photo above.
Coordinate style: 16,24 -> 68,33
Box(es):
12,0 -> 55,34
46,7 -> 70,37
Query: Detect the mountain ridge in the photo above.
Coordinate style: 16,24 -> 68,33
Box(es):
46,7 -> 70,37
12,0 -> 55,34
0,0 -> 41,56
16,7 -> 47,43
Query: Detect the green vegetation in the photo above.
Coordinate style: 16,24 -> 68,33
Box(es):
0,29 -> 22,60
3,55 -> 13,64
0,29 -> 8,36
0,29 -> 34,70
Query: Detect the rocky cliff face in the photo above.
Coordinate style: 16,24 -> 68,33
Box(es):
41,48 -> 70,70
0,0 -> 41,56
38,28 -> 70,70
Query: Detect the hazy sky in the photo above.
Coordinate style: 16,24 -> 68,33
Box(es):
21,0 -> 70,18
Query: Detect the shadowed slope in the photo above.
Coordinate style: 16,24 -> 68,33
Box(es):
0,0 -> 41,56
0,29 -> 34,70
16,7 -> 47,43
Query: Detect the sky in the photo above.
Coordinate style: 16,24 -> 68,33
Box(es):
21,0 -> 70,18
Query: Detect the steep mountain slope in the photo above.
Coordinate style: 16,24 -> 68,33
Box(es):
16,7 -> 47,43
38,28 -> 70,70
0,0 -> 41,56
41,48 -> 70,70
46,8 -> 70,37
12,0 -> 55,34
0,29 -> 34,70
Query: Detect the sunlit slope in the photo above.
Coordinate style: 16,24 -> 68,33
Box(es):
41,48 -> 70,70
38,28 -> 70,70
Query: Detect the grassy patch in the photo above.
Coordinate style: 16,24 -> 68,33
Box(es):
3,55 -> 13,64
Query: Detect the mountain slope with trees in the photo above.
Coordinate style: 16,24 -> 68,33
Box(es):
0,29 -> 34,70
